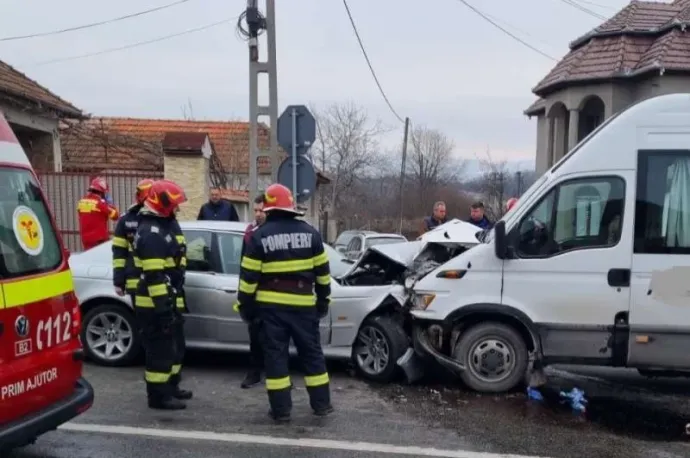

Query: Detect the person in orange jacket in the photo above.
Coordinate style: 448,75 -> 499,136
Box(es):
77,176 -> 120,250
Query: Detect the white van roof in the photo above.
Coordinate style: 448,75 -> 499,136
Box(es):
0,111 -> 31,167
554,93 -> 690,177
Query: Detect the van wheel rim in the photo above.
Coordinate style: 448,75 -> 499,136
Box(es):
86,312 -> 133,361
355,326 -> 390,376
467,337 -> 515,383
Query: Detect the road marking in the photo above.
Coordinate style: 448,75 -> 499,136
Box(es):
61,422 -> 548,458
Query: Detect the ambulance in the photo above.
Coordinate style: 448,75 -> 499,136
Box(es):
0,112 -> 94,451
410,93 -> 690,393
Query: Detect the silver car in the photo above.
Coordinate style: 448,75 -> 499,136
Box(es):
69,220 -> 412,383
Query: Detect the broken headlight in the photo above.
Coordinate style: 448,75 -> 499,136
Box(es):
411,292 -> 436,310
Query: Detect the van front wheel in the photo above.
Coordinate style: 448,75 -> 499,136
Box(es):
81,303 -> 141,367
452,322 -> 528,393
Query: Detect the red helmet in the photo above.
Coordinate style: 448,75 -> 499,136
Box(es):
506,197 -> 518,211
262,183 -> 303,215
89,176 -> 108,194
145,179 -> 187,217
135,178 -> 155,204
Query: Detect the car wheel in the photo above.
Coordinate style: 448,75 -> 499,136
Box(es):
81,303 -> 141,367
452,322 -> 529,393
352,315 -> 408,383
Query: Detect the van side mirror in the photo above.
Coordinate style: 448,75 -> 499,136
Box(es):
494,220 -> 507,260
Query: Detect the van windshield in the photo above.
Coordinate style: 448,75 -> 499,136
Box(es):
0,167 -> 62,278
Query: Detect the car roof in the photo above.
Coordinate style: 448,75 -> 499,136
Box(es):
179,220 -> 248,233
362,233 -> 405,239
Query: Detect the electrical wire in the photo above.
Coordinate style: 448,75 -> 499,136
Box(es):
575,0 -> 617,11
342,0 -> 405,124
0,0 -> 193,42
453,0 -> 557,61
32,18 -> 232,66
235,8 -> 266,41
557,0 -> 608,20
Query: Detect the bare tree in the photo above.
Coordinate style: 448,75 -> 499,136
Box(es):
477,148 -> 509,221
311,102 -> 388,221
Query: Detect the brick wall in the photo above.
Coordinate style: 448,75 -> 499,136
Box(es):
164,153 -> 209,221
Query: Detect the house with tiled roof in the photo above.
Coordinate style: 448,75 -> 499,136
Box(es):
0,59 -> 83,171
525,0 -> 690,174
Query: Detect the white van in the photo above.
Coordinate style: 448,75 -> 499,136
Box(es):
409,93 -> 690,393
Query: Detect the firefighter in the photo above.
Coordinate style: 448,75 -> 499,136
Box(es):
77,176 -> 120,250
133,179 -> 188,410
234,183 -> 334,422
112,179 -> 154,303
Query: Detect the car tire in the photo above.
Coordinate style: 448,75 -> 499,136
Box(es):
81,303 -> 141,367
453,322 -> 529,393
352,315 -> 408,383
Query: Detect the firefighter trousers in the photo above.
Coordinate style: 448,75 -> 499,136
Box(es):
258,306 -> 331,416
170,308 -> 186,388
248,319 -> 264,371
136,307 -> 176,400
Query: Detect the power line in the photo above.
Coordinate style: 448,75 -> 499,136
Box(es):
557,0 -> 608,20
342,0 -> 405,124
0,0 -> 192,42
575,0 -> 617,11
32,18 -> 232,66
453,0 -> 557,61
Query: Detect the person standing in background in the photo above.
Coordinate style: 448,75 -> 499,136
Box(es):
197,188 -> 239,222
421,201 -> 449,234
77,176 -> 119,250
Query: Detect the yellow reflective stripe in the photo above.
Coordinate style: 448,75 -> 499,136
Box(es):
142,258 -> 165,271
175,235 -> 185,244
239,280 -> 257,294
180,257 -> 187,267
112,258 -> 126,268
172,364 -> 182,375
148,284 -> 168,297
313,251 -> 328,267
316,274 -> 331,285
112,236 -> 129,248
135,296 -> 155,308
232,302 -> 240,313
2,270 -> 74,309
164,257 -> 176,268
256,290 -> 315,306
304,373 -> 329,387
145,371 -> 171,383
266,376 -> 291,391
261,259 -> 312,273
125,278 -> 139,289
241,256 -> 262,271
176,297 -> 185,308
133,257 -> 142,268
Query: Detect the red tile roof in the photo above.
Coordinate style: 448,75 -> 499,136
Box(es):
162,131 -> 209,153
533,0 -> 690,96
0,59 -> 82,117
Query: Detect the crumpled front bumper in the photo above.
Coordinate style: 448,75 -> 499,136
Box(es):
412,322 -> 466,376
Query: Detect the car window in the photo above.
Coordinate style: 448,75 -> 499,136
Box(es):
324,243 -> 350,278
347,236 -> 362,252
516,176 -> 625,258
216,231 -> 245,275
183,230 -> 213,272
334,232 -> 355,247
364,237 -> 406,248
0,167 -> 62,277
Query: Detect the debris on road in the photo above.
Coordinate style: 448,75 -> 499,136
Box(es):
559,388 -> 587,413
526,386 -> 544,402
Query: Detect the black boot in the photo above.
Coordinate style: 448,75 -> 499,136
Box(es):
148,397 -> 187,410
172,386 -> 193,400
268,410 -> 291,423
241,370 -> 262,389
313,405 -> 334,417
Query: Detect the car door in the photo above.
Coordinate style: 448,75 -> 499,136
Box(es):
501,172 -> 633,364
627,150 -> 690,369
181,229 -> 226,343
214,230 -> 248,344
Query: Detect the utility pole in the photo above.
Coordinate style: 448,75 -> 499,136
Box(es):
246,0 -> 280,206
397,117 -> 410,234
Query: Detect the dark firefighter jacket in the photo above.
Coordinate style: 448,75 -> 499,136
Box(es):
236,213 -> 331,312
132,211 -> 183,313
112,204 -> 143,293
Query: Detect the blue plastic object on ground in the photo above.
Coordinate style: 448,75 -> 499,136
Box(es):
527,387 -> 544,401
560,388 -> 587,412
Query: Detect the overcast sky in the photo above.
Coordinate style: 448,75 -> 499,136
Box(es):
0,0 -> 633,162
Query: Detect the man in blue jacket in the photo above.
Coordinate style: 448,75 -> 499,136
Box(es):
467,201 -> 493,229
197,188 -> 239,222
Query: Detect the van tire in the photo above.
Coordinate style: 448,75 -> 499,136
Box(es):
352,315 -> 408,383
81,303 -> 141,367
453,322 -> 529,393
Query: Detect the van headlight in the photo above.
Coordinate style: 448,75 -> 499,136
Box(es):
411,293 -> 436,310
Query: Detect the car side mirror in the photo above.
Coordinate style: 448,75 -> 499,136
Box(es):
494,220 -> 508,260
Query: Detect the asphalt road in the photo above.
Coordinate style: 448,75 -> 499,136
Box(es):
9,354 -> 690,458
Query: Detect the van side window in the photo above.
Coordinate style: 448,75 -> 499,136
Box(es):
635,151 -> 690,254
0,167 -> 62,277
516,176 -> 625,257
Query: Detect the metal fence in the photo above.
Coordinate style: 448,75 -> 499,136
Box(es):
37,171 -> 163,252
